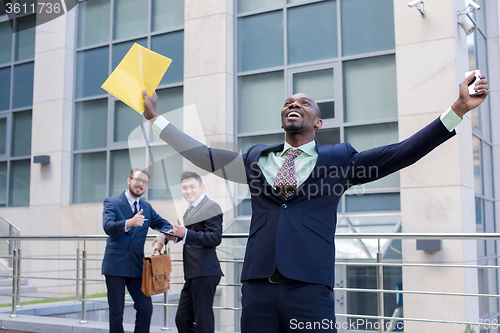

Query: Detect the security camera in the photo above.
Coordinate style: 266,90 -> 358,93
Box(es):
468,0 -> 481,10
408,0 -> 423,7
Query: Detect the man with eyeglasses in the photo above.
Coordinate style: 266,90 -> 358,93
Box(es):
102,167 -> 176,333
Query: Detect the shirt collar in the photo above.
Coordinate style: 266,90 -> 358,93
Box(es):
189,194 -> 205,209
125,190 -> 140,206
281,140 -> 317,157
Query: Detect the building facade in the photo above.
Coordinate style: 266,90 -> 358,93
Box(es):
0,0 -> 499,332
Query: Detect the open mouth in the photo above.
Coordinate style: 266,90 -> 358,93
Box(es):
286,111 -> 302,118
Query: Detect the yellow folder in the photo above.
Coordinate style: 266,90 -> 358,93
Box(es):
101,43 -> 172,114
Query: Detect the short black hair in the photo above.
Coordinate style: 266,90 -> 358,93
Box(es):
129,167 -> 151,180
180,171 -> 203,185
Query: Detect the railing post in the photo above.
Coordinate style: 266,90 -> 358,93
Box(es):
162,243 -> 171,330
80,243 -> 87,324
15,248 -> 21,308
10,248 -> 18,318
376,240 -> 384,333
76,247 -> 80,300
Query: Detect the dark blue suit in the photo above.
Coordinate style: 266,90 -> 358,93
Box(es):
158,117 -> 455,332
102,192 -> 173,333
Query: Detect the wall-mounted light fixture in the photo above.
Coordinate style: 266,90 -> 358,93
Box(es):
457,0 -> 481,36
408,0 -> 425,16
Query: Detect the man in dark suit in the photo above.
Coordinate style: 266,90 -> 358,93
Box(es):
170,171 -> 224,333
141,74 -> 489,332
102,167 -> 175,333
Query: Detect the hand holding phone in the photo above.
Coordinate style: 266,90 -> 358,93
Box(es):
465,70 -> 482,96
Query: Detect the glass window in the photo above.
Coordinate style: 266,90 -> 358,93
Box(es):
345,123 -> 399,190
114,101 -> 143,142
343,55 -> 397,122
73,152 -> 107,204
341,0 -> 395,56
12,62 -> 34,108
0,1 -> 7,16
76,47 -> 109,98
346,193 -> 400,212
11,110 -> 31,157
315,128 -> 340,145
112,38 -> 147,70
113,0 -> 148,40
151,32 -> 184,85
238,0 -> 282,13
0,162 -> 6,206
77,0 -> 110,48
287,1 -> 337,64
239,71 -> 284,133
238,10 -> 283,72
110,148 -> 146,197
0,118 -> 6,155
9,159 -> 30,206
149,86 -> 184,143
293,68 -> 335,119
152,0 -> 184,32
472,135 -> 482,195
0,21 -> 12,65
475,197 -> 483,226
0,67 -> 10,111
482,143 -> 493,198
239,133 -> 284,152
14,15 -> 35,61
148,145 -> 182,200
484,200 -> 495,233
74,99 -> 108,150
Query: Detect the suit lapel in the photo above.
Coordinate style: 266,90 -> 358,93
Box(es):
119,193 -> 136,236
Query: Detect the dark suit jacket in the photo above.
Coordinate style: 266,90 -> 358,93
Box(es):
159,117 -> 455,288
101,192 -> 173,278
182,196 -> 224,280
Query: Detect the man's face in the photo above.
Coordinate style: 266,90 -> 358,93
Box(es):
280,93 -> 322,134
127,171 -> 149,198
181,177 -> 205,205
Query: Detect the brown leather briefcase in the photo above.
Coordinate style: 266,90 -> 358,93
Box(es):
141,251 -> 172,297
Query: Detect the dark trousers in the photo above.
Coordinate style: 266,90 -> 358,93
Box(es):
105,275 -> 153,333
175,276 -> 221,333
241,279 -> 337,333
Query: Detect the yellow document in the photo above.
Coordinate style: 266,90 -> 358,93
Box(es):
101,43 -> 172,114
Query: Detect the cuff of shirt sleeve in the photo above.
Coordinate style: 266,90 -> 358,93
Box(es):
440,106 -> 462,132
152,116 -> 170,136
182,229 -> 188,245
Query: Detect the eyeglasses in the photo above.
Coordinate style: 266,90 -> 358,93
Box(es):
132,177 -> 149,185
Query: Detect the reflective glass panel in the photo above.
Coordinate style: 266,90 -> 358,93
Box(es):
475,197 -> 483,226
287,1 -> 337,64
74,99 -> 108,150
12,62 -> 34,108
238,10 -> 283,72
73,152 -> 107,204
148,145 -> 182,200
149,87 -> 183,143
151,32 -> 184,85
0,118 -> 5,154
346,193 -> 400,212
315,128 -> 340,145
0,162 -> 5,206
14,15 -> 35,61
239,71 -> 284,133
482,142 -> 493,198
0,67 -> 10,111
9,159 -> 30,206
114,101 -> 143,142
341,0 -> 395,56
110,148 -> 146,197
345,122 -> 399,190
238,133 -> 284,152
11,110 -> 31,157
343,55 -> 397,122
113,0 -> 148,40
77,0 -> 110,47
112,38 -> 147,71
293,68 -> 335,119
472,135 -> 482,195
76,47 -> 109,98
0,21 -> 12,65
238,0 -> 281,13
152,0 -> 184,32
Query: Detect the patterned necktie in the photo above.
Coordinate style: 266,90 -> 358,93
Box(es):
274,149 -> 302,200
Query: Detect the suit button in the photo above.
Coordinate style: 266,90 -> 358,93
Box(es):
282,204 -> 287,209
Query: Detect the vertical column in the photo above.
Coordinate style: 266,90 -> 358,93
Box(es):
394,0 -> 479,331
